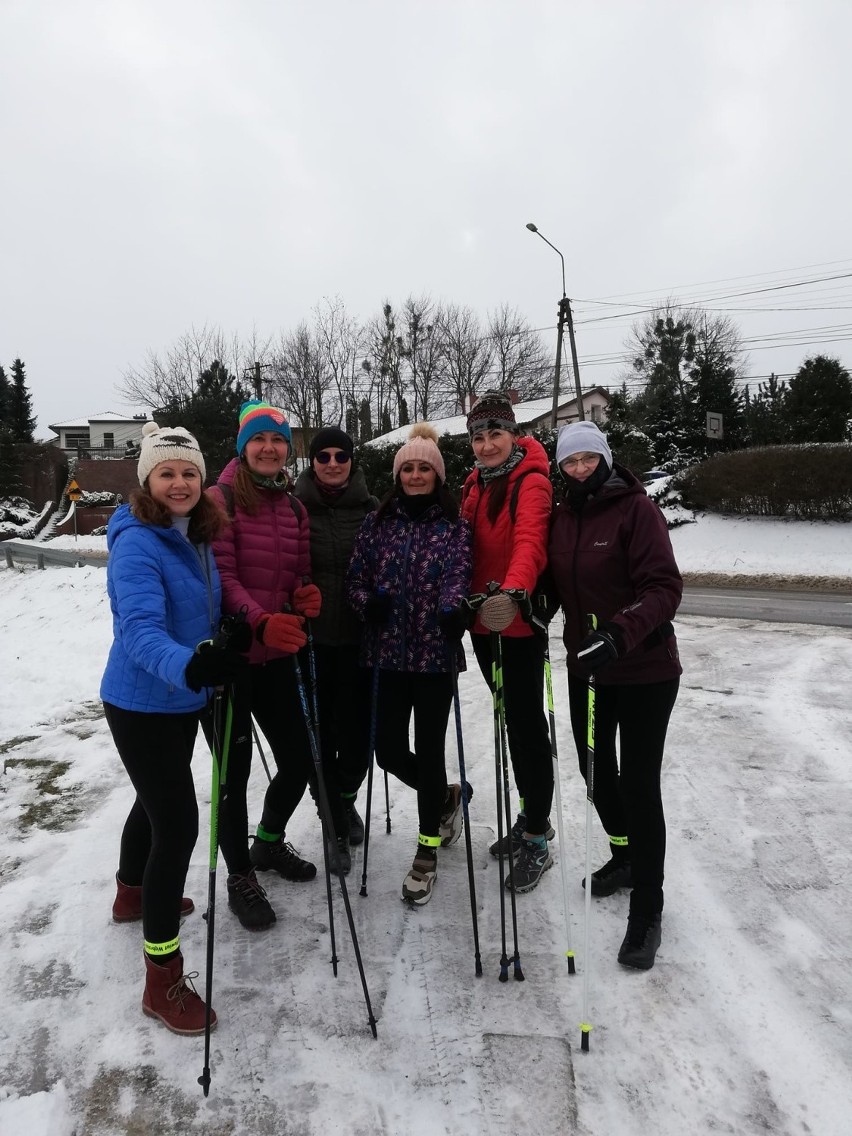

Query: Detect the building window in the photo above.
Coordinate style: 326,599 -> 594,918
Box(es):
591,404 -> 603,423
65,432 -> 91,449
103,433 -> 114,448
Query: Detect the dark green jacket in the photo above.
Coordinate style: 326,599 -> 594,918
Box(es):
294,466 -> 378,646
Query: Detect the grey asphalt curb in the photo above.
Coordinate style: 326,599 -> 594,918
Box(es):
682,572 -> 852,594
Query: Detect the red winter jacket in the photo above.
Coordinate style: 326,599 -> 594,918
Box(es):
461,436 -> 553,638
207,459 -> 311,665
548,464 -> 683,684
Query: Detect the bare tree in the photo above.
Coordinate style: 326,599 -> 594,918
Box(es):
435,303 -> 493,414
267,322 -> 329,428
312,296 -> 364,426
487,303 -> 550,398
398,295 -> 446,421
118,324 -> 271,411
364,302 -> 407,430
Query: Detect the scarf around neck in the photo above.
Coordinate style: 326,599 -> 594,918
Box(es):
476,442 -> 525,484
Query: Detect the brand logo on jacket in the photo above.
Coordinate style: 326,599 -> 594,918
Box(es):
593,541 -> 609,548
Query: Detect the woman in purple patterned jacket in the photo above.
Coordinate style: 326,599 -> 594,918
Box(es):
346,424 -> 472,906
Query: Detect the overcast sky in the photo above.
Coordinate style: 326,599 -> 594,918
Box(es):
3,0 -> 851,436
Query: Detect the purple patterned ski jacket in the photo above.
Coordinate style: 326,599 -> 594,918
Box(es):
346,497 -> 472,673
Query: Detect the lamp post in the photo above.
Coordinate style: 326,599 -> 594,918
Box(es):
525,223 -> 585,427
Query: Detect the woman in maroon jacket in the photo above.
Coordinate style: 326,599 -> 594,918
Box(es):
460,392 -> 555,894
204,400 -> 320,931
548,421 -> 682,971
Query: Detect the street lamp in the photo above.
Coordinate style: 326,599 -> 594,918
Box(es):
526,222 -> 585,426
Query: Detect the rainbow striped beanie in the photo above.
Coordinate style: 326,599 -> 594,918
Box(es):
236,400 -> 292,456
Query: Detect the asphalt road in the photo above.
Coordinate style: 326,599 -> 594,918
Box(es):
680,586 -> 852,628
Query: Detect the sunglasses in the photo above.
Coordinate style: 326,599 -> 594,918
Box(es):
314,451 -> 352,465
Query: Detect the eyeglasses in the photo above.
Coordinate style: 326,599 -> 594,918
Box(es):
562,454 -> 600,469
314,451 -> 352,465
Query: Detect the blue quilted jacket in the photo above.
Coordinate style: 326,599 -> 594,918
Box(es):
100,504 -> 222,713
346,497 -> 472,673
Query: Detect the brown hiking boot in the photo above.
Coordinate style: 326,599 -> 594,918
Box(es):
112,874 -> 194,923
142,952 -> 215,1035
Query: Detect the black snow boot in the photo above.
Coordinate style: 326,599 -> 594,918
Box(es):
346,800 -> 365,846
617,913 -> 662,970
582,855 -> 633,897
227,870 -> 276,931
327,834 -> 352,876
250,836 -> 317,881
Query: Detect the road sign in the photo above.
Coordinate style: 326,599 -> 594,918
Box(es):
67,479 -> 83,501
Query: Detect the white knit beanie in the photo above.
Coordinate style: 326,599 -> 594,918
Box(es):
556,421 -> 613,470
392,423 -> 446,484
137,421 -> 206,486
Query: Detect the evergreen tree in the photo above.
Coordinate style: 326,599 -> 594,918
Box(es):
743,374 -> 788,445
783,355 -> 852,442
601,382 -> 653,473
158,359 -> 249,480
0,364 -> 9,426
630,314 -> 696,468
687,313 -> 746,454
8,359 -> 36,442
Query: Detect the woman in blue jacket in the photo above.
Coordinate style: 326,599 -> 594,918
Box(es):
101,423 -> 245,1036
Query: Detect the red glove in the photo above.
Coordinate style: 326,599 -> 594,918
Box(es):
292,583 -> 322,619
255,613 -> 307,654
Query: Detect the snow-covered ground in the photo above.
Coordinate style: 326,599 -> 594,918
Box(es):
1,517 -> 851,1136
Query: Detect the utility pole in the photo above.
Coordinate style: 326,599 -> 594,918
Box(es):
526,223 -> 585,428
245,361 -> 273,400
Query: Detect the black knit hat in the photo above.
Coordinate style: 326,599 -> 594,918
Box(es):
466,391 -> 518,436
309,427 -> 355,463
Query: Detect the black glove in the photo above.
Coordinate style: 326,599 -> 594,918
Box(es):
364,592 -> 393,626
215,614 -> 253,654
576,623 -> 624,677
185,642 -> 247,692
438,605 -> 468,642
501,588 -> 532,623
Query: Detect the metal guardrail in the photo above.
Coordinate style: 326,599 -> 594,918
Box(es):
2,541 -> 108,569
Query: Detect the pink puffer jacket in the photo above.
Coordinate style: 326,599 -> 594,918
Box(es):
207,459 -> 311,664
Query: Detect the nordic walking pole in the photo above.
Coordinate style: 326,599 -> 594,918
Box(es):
450,650 -> 483,978
251,719 -> 272,784
580,614 -> 598,1052
359,655 -> 381,898
198,612 -> 245,1096
289,600 -> 338,979
289,616 -> 378,1037
489,637 -> 510,983
198,682 -> 232,1096
493,629 -> 524,983
384,770 -> 392,834
541,620 -> 576,976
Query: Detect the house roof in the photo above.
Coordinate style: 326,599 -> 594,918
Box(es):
365,388 -> 611,447
48,411 -> 151,431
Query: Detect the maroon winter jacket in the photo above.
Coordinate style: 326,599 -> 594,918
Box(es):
548,464 -> 683,685
207,458 -> 311,665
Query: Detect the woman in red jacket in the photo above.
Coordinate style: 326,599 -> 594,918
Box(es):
205,400 -> 321,931
548,421 -> 682,971
461,392 -> 555,893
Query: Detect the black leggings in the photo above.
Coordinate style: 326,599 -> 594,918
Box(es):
104,703 -> 199,946
567,674 -> 679,916
313,643 -> 372,832
471,633 -> 554,835
201,656 -> 315,865
373,670 -> 454,838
